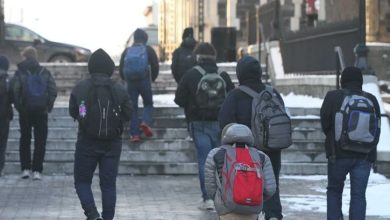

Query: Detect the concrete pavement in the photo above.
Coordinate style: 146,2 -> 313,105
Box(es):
0,174 -> 386,220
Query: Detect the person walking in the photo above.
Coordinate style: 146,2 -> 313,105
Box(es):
0,55 -> 13,177
119,28 -> 159,143
205,123 -> 276,220
175,42 -> 234,210
171,27 -> 197,84
69,49 -> 132,220
218,56 -> 286,220
320,66 -> 381,220
11,46 -> 57,180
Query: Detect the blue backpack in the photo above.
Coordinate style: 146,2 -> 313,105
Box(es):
123,45 -> 149,81
24,68 -> 48,111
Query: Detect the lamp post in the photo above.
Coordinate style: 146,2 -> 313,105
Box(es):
0,0 -> 4,44
354,0 -> 375,75
269,0 -> 281,41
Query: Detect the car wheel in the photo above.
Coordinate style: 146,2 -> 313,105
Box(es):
49,55 -> 73,63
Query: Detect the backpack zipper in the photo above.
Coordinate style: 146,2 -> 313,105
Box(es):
98,99 -> 102,137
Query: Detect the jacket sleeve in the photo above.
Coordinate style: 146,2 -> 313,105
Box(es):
205,148 -> 219,200
174,73 -> 189,108
170,49 -> 180,83
260,152 -> 276,201
68,91 -> 78,120
221,71 -> 235,92
218,91 -> 237,130
147,46 -> 159,82
320,92 -> 333,135
119,49 -> 127,80
46,69 -> 57,113
10,71 -> 22,112
120,87 -> 133,122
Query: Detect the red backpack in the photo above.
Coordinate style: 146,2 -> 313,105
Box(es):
218,144 -> 264,214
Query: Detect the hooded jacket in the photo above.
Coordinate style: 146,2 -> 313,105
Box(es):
320,67 -> 380,162
174,57 -> 234,121
11,57 -> 57,113
69,49 -> 132,139
204,123 -> 276,215
218,56 -> 284,143
119,29 -> 159,82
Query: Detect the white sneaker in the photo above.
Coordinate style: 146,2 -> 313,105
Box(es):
198,199 -> 214,210
21,170 -> 30,179
32,171 -> 42,180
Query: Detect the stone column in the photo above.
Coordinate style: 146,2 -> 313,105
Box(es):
318,0 -> 326,21
290,0 -> 303,31
226,0 -> 240,28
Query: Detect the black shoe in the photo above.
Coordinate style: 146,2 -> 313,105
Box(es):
84,206 -> 102,220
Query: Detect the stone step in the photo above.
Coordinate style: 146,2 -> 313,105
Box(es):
2,161 -> 327,175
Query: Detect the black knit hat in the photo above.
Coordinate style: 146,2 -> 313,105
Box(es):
182,27 -> 194,40
341,66 -> 363,87
193,42 -> 216,62
0,55 -> 10,71
236,55 -> 262,83
134,28 -> 148,44
88,49 -> 114,76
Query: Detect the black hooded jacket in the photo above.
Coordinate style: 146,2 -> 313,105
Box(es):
320,67 -> 380,162
174,59 -> 234,121
171,37 -> 197,83
218,56 -> 284,135
11,58 -> 57,113
69,49 -> 132,138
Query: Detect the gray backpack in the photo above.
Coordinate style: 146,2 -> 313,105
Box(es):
334,90 -> 380,153
239,85 -> 292,150
216,145 -> 264,214
194,65 -> 226,109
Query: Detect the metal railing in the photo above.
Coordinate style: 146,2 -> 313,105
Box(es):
335,46 -> 345,89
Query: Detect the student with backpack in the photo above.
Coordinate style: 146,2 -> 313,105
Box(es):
320,66 -> 381,220
171,27 -> 197,84
205,123 -> 276,220
0,55 -> 13,177
119,28 -> 159,143
69,49 -> 132,220
218,56 -> 290,220
11,46 -> 57,180
175,42 -> 234,210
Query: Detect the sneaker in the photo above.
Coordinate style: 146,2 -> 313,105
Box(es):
140,122 -> 153,137
130,135 -> 141,143
21,170 -> 30,179
198,199 -> 214,210
32,171 -> 42,180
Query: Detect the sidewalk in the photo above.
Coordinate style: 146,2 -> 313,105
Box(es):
0,174 -> 388,220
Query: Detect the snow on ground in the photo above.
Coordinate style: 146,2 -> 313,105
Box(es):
281,172 -> 390,217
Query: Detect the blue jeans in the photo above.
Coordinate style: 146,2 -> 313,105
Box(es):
327,159 -> 372,220
190,121 -> 221,200
127,79 -> 153,136
74,138 -> 121,220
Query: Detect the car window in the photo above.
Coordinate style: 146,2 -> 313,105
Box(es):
5,25 -> 40,42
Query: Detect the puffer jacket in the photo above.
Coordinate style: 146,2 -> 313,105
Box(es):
204,123 -> 276,216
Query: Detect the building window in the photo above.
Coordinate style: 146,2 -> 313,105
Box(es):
386,13 -> 390,32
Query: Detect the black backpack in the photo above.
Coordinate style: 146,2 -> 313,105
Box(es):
175,48 -> 195,82
78,80 -> 124,140
0,72 -> 9,118
194,65 -> 226,110
24,68 -> 48,112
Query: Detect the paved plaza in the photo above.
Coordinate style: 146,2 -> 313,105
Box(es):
0,174 -> 388,220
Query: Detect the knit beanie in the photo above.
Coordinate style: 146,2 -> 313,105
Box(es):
88,49 -> 115,76
0,55 -> 10,71
21,46 -> 38,60
341,66 -> 363,87
236,55 -> 262,83
182,27 -> 194,40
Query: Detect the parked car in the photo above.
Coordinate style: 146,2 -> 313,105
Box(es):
125,25 -> 165,62
0,23 -> 91,66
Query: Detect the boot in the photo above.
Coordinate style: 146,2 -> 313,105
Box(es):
84,206 -> 103,220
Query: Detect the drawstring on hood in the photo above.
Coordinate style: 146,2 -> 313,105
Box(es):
236,56 -> 262,84
88,49 -> 115,77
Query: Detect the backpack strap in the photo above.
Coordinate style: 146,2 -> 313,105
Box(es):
194,65 -> 206,76
238,85 -> 260,98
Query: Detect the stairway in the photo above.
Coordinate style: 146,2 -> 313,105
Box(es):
5,63 -> 326,175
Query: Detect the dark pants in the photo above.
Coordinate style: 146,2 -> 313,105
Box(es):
0,117 -> 10,173
190,121 -> 221,200
327,159 -> 371,220
19,112 -> 48,172
127,79 -> 153,136
74,137 -> 121,220
263,150 -> 283,220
